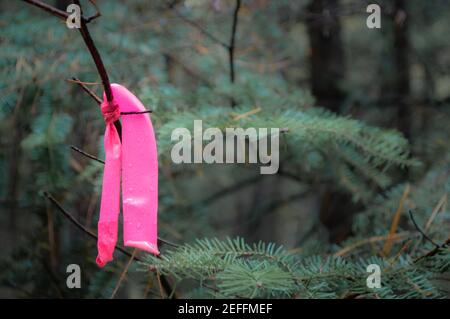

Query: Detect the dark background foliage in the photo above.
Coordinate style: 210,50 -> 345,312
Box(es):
0,0 -> 449,298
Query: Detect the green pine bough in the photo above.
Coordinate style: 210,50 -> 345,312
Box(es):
142,237 -> 449,299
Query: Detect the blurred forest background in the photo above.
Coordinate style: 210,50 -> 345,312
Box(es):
0,0 -> 450,298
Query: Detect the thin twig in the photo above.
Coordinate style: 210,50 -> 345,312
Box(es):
69,77 -> 102,104
23,0 -> 69,20
408,210 -> 440,248
424,194 -> 447,232
43,191 -> 178,298
68,78 -> 152,114
165,0 -> 241,107
43,191 -> 134,257
228,0 -> 241,107
73,0 -> 113,102
335,233 -> 413,257
85,0 -> 101,23
70,145 -> 104,164
23,0 -> 100,23
229,0 -> 241,84
23,0 -> 176,297
43,191 -> 178,249
110,249 -> 137,299
167,1 -> 228,49
382,184 -> 410,256
411,194 -> 448,255
22,0 -> 121,135
121,110 -> 153,115
155,270 -> 166,299
414,236 -> 450,263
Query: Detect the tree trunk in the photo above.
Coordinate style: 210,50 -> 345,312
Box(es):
305,0 -> 345,112
305,0 -> 362,243
393,0 -> 411,139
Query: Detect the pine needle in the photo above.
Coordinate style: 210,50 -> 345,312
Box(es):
382,184 -> 410,256
334,232 -> 410,257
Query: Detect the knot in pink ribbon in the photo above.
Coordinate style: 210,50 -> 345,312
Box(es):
101,100 -> 120,124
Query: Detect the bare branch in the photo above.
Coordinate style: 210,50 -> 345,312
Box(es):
68,77 -> 102,104
167,1 -> 228,49
110,249 -> 137,299
121,110 -> 153,115
68,78 -> 152,114
43,191 -> 179,298
85,0 -> 101,23
73,0 -> 113,102
70,145 -> 104,164
228,0 -> 241,107
22,0 -> 122,135
43,191 -> 135,258
409,210 -> 440,248
23,0 -> 100,23
229,0 -> 241,84
414,236 -> 450,263
23,0 -> 69,21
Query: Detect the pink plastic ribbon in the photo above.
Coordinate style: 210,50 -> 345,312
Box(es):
96,83 -> 159,267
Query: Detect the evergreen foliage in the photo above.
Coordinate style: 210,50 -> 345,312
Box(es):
0,0 -> 449,299
144,237 -> 449,298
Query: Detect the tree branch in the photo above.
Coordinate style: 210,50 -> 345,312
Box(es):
229,0 -> 241,84
73,0 -> 113,102
23,0 -> 122,135
43,191 -> 178,298
69,77 -> 102,104
165,0 -> 241,107
43,191 -> 134,258
414,236 -> 450,263
110,249 -> 137,299
25,0 -> 174,297
167,1 -> 228,49
24,0 -> 101,22
228,0 -> 241,107
84,0 -> 101,23
23,0 -> 69,20
70,145 -> 104,164
68,78 -> 152,115
408,210 -> 440,248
